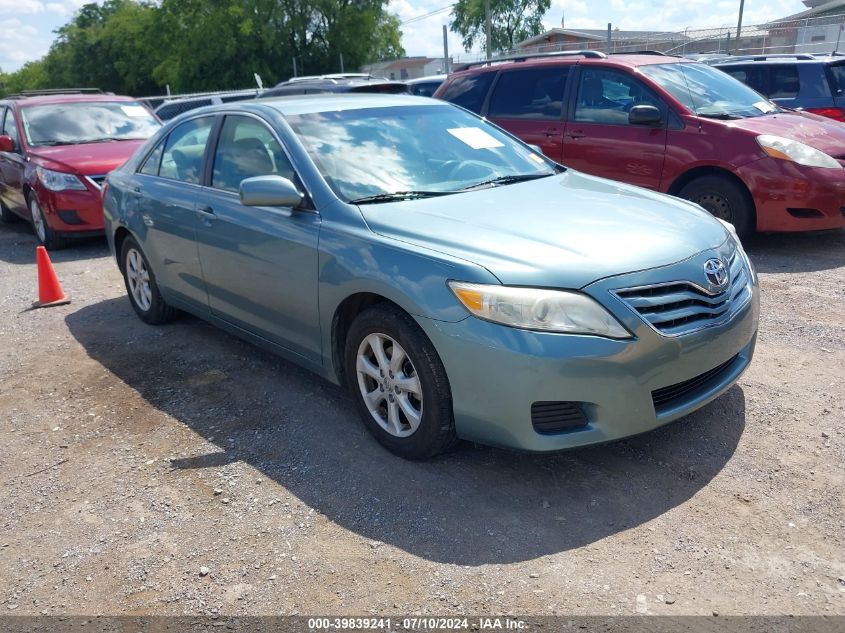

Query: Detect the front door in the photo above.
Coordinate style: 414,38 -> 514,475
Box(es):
193,114 -> 321,361
563,67 -> 668,190
0,108 -> 27,214
486,66 -> 570,163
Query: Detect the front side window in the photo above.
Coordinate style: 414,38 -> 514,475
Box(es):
20,101 -> 160,147
641,62 -> 780,119
575,68 -> 666,125
286,104 -> 557,202
211,116 -> 295,193
2,108 -> 20,147
488,67 -> 569,119
439,72 -> 496,113
159,117 -> 215,184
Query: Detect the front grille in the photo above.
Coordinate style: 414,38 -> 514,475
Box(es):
651,354 -> 739,411
531,401 -> 588,434
85,175 -> 107,189
614,251 -> 751,336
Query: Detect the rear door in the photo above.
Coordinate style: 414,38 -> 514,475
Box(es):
130,115 -> 216,311
562,66 -> 668,190
485,66 -> 570,162
0,107 -> 27,214
193,114 -> 321,361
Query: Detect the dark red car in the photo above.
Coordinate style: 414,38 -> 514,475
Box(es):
0,91 -> 160,248
434,51 -> 845,237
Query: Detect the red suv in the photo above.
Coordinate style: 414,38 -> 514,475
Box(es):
435,51 -> 845,237
0,91 -> 160,248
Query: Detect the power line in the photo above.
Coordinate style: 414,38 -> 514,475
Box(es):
400,4 -> 455,26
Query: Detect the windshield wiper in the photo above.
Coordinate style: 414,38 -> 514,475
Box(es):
697,112 -> 743,120
350,190 -> 454,204
457,172 -> 554,191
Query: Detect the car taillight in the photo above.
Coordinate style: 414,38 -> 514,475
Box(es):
805,107 -> 845,122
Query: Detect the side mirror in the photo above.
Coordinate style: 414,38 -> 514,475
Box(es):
628,105 -> 663,126
0,135 -> 15,153
527,144 -> 543,154
239,175 -> 304,208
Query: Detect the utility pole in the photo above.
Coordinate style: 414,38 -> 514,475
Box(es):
293,56 -> 297,77
339,51 -> 344,73
735,0 -> 745,54
485,0 -> 492,60
607,22 -> 612,53
442,24 -> 450,74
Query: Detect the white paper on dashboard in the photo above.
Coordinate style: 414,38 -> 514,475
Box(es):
447,127 -> 504,150
121,105 -> 149,117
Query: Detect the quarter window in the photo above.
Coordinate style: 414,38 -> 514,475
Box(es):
488,68 -> 569,119
159,117 -> 215,184
575,69 -> 666,125
139,141 -> 165,176
211,116 -> 295,193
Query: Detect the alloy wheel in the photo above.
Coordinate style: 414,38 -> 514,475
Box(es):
125,247 -> 153,312
30,198 -> 47,243
356,333 -> 423,438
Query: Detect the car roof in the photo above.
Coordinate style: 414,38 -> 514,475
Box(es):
1,93 -> 137,106
449,52 -> 686,77
407,74 -> 448,84
187,93 -> 444,118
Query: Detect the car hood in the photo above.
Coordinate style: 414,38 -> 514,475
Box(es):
358,170 -> 730,288
27,140 -> 146,175
725,111 -> 845,157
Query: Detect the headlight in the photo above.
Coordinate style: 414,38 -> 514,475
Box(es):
756,134 -> 841,169
36,166 -> 88,192
448,281 -> 631,339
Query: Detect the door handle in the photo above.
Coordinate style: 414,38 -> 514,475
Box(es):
545,128 -> 563,138
195,205 -> 216,221
566,130 -> 586,139
130,186 -> 142,196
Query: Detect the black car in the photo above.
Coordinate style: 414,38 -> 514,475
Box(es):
713,54 -> 845,122
262,75 -> 410,97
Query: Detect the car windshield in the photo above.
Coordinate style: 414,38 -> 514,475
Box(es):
640,63 -> 781,119
285,104 -> 557,202
20,101 -> 161,147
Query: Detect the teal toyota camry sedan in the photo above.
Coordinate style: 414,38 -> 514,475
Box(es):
103,94 -> 759,459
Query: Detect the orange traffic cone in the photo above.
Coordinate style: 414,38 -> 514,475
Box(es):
33,246 -> 70,308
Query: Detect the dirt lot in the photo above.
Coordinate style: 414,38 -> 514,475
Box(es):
0,219 -> 843,617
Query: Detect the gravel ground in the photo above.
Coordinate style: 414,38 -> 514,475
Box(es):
0,220 -> 843,616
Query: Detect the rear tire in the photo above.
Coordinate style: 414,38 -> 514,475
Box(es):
28,194 -> 68,250
344,304 -> 458,460
678,175 -> 754,239
120,236 -> 178,325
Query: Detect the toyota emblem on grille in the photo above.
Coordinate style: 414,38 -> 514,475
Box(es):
704,258 -> 729,290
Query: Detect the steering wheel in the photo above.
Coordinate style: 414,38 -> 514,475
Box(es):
446,159 -> 497,181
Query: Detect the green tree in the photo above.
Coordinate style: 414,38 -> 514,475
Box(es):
451,0 -> 550,54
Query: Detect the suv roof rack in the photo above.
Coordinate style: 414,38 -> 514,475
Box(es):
454,50 -> 607,72
3,88 -> 104,99
718,54 -> 817,63
610,50 -> 670,56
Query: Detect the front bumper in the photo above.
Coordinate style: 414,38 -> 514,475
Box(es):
36,182 -> 106,234
739,157 -> 845,232
416,247 -> 760,452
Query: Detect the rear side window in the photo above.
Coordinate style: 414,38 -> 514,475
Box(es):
439,72 -> 495,113
719,64 -> 799,99
488,67 -> 569,119
139,141 -> 165,176
159,116 -> 215,184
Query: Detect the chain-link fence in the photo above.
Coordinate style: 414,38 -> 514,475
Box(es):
447,12 -> 845,66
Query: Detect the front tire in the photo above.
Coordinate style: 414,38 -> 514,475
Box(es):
120,236 -> 177,325
678,175 -> 754,239
344,304 -> 458,460
29,195 -> 67,250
